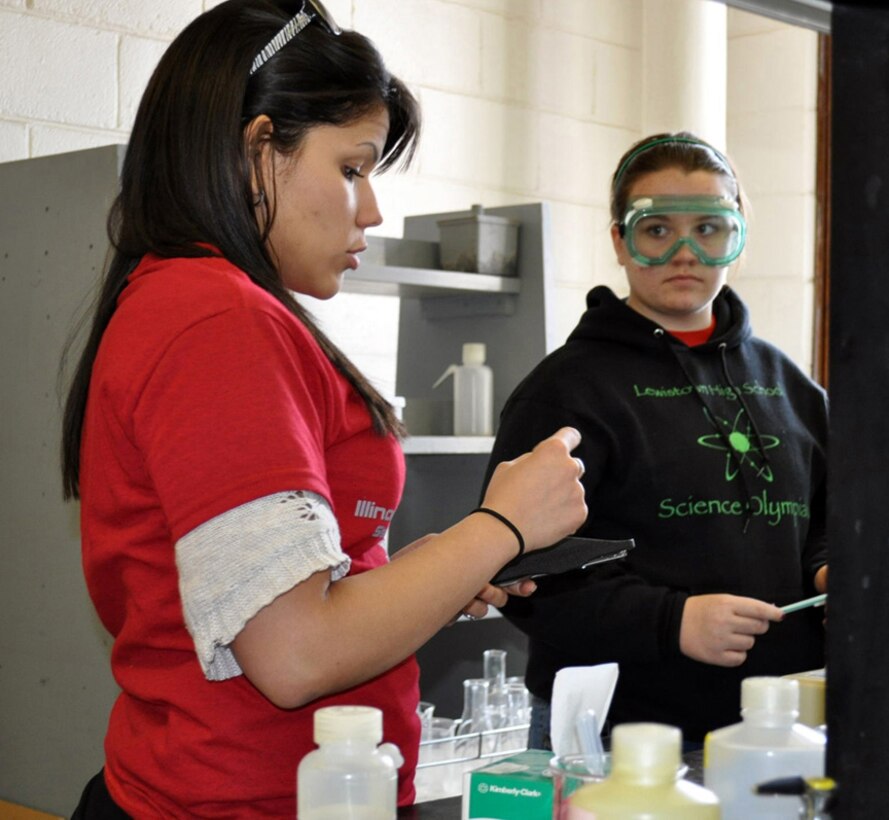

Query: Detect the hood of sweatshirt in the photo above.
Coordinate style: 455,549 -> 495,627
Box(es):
565,285 -> 768,533
567,284 -> 753,352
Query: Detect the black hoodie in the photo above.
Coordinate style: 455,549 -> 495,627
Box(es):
484,285 -> 827,742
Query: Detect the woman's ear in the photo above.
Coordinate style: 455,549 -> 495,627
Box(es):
243,114 -> 275,204
610,222 -> 630,268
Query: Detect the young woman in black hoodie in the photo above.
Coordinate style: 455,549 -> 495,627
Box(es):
484,132 -> 828,748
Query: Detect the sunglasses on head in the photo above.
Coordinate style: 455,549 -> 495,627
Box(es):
250,0 -> 342,76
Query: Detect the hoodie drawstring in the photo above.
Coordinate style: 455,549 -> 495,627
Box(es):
654,328 -> 759,533
718,342 -> 772,478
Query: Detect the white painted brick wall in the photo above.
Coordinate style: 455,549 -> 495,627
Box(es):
0,119 -> 26,161
29,125 -> 125,157
731,108 -> 817,196
0,0 -> 820,392
355,0 -> 484,95
537,115 -> 635,207
729,27 -> 818,116
118,36 -> 171,131
417,89 -> 540,192
526,26 -> 600,117
541,0 -> 642,45
450,0 -> 540,19
0,11 -> 118,128
727,7 -> 819,374
30,0 -> 202,38
595,41 -> 643,130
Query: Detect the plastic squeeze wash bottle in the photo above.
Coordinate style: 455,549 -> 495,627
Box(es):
704,676 -> 826,819
432,342 -> 493,436
297,705 -> 403,820
567,722 -> 720,819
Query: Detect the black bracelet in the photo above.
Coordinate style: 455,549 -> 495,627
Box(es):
471,507 -> 525,558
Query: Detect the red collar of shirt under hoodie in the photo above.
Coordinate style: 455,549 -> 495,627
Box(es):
667,315 -> 717,347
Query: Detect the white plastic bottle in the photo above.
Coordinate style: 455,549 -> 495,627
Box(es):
432,342 -> 494,436
297,705 -> 403,820
704,676 -> 826,819
567,722 -> 720,819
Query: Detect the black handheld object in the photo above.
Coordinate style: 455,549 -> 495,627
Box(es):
491,535 -> 635,586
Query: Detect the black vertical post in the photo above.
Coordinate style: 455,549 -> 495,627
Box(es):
827,4 -> 889,816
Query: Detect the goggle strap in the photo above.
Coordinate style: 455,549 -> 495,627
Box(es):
613,136 -> 735,191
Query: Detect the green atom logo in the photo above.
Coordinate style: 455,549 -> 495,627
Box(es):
697,408 -> 780,482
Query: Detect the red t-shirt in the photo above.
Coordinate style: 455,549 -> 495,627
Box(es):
80,254 -> 418,817
668,315 -> 717,347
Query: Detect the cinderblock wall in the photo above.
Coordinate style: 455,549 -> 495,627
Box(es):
0,0 -> 818,389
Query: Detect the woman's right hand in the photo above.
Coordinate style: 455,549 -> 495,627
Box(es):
679,593 -> 784,667
232,428 -> 584,708
479,426 -> 588,553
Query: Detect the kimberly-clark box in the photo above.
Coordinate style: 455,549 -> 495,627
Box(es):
462,750 -> 554,819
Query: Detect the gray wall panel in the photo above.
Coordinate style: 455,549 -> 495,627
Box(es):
0,145 -> 124,814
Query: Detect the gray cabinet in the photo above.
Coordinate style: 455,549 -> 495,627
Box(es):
348,204 -> 558,717
349,202 -> 558,437
0,145 -> 126,815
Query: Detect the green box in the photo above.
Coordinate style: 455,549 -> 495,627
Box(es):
462,750 -> 554,819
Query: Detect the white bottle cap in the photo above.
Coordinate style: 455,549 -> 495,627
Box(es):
462,343 -> 486,365
313,705 -> 383,745
741,676 -> 799,714
611,722 -> 682,784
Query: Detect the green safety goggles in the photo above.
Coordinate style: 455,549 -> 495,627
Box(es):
619,195 -> 747,267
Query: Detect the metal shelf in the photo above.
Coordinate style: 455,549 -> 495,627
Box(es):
344,264 -> 520,298
341,235 -> 521,298
401,436 -> 495,455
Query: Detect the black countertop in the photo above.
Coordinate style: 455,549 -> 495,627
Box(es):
398,796 -> 461,818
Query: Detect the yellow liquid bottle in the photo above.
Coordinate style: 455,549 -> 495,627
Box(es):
567,723 -> 720,819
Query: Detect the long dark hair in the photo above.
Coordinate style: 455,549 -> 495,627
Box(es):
61,0 -> 420,500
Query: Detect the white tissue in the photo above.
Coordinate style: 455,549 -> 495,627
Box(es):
550,663 -> 619,757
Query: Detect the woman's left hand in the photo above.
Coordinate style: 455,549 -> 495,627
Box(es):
453,578 -> 538,623
390,533 -> 538,622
